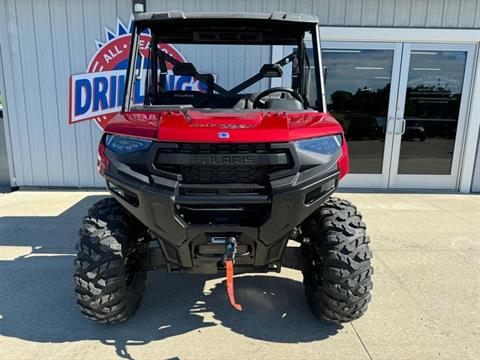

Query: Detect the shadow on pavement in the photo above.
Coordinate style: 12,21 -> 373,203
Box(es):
205,275 -> 341,342
0,195 -> 341,359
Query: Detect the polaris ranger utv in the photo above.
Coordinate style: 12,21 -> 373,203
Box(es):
74,11 -> 373,324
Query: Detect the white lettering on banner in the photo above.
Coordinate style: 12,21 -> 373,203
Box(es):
68,15 -> 200,129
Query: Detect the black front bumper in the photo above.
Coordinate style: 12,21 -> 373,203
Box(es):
103,142 -> 340,273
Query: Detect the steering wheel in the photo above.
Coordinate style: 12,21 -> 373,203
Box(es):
252,87 -> 304,109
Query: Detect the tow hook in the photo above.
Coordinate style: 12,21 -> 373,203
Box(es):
222,236 -> 242,311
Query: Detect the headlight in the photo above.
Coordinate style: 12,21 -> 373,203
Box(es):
105,135 -> 152,154
294,135 -> 343,168
295,135 -> 342,154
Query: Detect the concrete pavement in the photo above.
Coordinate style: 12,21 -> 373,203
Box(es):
0,190 -> 479,359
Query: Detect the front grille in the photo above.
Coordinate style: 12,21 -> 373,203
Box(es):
155,142 -> 292,185
169,143 -> 273,154
154,142 -> 292,226
181,165 -> 275,184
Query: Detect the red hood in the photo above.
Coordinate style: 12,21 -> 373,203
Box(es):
106,110 -> 344,143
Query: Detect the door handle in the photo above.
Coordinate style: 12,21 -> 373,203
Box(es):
400,118 -> 406,135
396,118 -> 406,135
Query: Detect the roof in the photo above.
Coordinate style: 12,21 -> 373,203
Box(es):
134,11 -> 318,25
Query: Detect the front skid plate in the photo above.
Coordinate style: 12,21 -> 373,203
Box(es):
141,246 -> 304,273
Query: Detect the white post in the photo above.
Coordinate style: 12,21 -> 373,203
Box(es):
459,46 -> 480,193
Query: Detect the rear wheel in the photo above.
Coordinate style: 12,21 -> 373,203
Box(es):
301,197 -> 373,323
74,198 -> 148,323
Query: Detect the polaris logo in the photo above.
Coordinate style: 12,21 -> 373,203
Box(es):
192,155 -> 255,165
218,132 -> 230,139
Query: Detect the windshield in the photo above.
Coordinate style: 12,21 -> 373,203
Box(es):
125,24 -> 323,112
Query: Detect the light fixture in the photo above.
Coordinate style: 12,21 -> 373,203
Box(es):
412,67 -> 441,71
355,67 -> 385,70
411,51 -> 438,55
323,49 -> 362,53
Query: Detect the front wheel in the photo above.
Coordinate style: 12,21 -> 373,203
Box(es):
301,197 -> 373,323
74,198 -> 148,323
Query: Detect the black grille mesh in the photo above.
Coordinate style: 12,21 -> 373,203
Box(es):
183,165 -> 271,184
155,143 -> 291,184
165,143 -> 274,154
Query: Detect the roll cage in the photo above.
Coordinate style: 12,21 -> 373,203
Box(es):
123,11 -> 326,112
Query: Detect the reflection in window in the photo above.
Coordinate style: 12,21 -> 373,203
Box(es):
322,49 -> 394,174
398,51 -> 466,175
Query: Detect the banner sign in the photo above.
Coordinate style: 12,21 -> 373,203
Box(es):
68,16 -> 202,128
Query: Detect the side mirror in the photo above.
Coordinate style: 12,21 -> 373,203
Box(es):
173,62 -> 197,77
260,64 -> 283,78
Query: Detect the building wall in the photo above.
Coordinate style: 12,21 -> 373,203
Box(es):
0,0 -> 133,187
149,0 -> 480,28
0,115 -> 10,188
0,0 -> 479,187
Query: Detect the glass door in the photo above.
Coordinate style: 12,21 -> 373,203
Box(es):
389,44 -> 475,189
280,41 -> 475,190
320,42 -> 402,188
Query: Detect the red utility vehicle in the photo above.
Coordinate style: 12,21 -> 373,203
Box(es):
74,11 -> 373,324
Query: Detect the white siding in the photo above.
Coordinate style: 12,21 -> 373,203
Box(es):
148,0 -> 480,27
0,0 -> 479,187
0,0 -> 131,187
